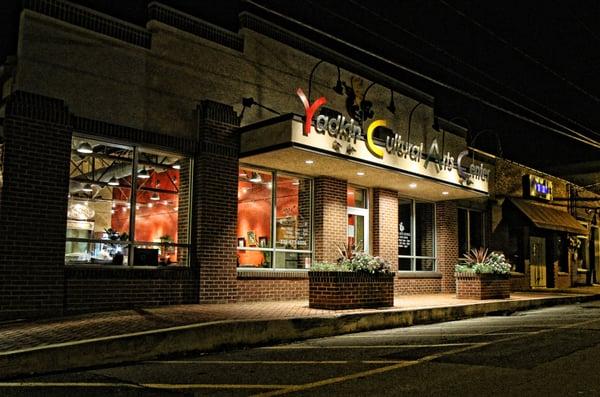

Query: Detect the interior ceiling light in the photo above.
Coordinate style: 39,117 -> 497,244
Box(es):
138,167 -> 150,179
409,183 -> 417,188
108,176 -> 119,186
151,191 -> 160,201
356,171 -> 365,176
249,172 -> 262,183
442,191 -> 449,195
76,142 -> 93,154
82,183 -> 93,192
305,160 -> 314,164
172,162 -> 181,170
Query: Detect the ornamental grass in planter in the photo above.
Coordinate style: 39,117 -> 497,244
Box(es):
309,246 -> 394,310
455,248 -> 511,300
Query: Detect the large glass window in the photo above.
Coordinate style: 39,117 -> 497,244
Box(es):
237,167 -> 312,269
458,208 -> 485,256
398,197 -> 436,271
66,136 -> 191,266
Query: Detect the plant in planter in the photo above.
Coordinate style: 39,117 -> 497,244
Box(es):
455,248 -> 511,299
309,246 -> 394,309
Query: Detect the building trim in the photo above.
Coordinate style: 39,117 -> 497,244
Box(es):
239,12 -> 434,106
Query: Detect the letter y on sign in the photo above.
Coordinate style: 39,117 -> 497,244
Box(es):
297,88 -> 327,136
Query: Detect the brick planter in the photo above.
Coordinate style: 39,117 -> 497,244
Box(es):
308,271 -> 395,309
455,273 -> 510,300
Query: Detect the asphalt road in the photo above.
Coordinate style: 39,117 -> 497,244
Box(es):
3,301 -> 600,396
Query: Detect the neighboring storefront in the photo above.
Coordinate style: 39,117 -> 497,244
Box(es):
0,0 -> 598,319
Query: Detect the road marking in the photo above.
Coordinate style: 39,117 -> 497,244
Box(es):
144,360 -> 351,364
260,343 -> 475,349
338,332 -> 534,337
251,343 -> 488,397
143,360 -> 410,365
252,317 -> 600,396
0,382 -> 294,390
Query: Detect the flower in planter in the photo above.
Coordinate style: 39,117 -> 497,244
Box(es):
455,247 -> 511,275
311,248 -> 392,274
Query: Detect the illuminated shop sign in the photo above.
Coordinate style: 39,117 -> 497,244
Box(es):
523,174 -> 553,201
297,88 -> 490,191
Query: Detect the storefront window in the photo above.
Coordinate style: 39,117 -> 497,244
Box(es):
237,167 -> 312,269
458,208 -> 485,255
398,197 -> 436,271
65,137 -> 191,266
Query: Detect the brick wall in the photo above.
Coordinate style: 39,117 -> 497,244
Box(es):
395,277 -> 442,294
308,272 -> 394,309
372,188 -> 398,269
314,177 -> 347,263
455,273 -> 510,299
436,200 -> 459,293
237,278 -> 309,301
65,267 -> 197,313
0,92 -> 71,319
194,101 -> 240,303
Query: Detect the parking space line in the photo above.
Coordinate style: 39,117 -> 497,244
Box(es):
260,343 -> 475,349
252,317 -> 600,396
0,382 -> 295,390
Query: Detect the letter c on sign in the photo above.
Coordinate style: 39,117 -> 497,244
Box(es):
366,119 -> 386,159
457,150 -> 470,181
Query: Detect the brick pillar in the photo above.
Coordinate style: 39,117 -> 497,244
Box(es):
372,188 -> 398,270
436,200 -> 459,293
194,100 -> 240,303
0,91 -> 71,319
314,177 -> 347,263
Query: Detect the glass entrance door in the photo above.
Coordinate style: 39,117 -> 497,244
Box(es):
348,208 -> 368,252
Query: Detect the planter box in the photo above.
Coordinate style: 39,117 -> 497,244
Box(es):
455,272 -> 510,300
308,271 -> 395,309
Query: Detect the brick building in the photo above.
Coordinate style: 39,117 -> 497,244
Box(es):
0,1 -> 598,319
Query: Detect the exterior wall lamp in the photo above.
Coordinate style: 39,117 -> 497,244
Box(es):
307,60 -> 345,102
238,97 -> 280,121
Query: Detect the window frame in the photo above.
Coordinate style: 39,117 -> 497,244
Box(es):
237,164 -> 313,270
65,134 -> 193,268
398,196 -> 437,272
347,185 -> 369,253
458,207 -> 486,254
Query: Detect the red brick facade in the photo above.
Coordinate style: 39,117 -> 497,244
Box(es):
308,272 -> 394,309
455,273 -> 510,299
436,201 -> 459,293
195,101 -> 240,303
395,277 -> 442,294
0,92 -> 71,319
314,177 -> 347,263
372,188 -> 398,269
237,277 -> 309,301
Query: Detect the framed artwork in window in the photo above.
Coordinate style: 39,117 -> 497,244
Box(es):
259,236 -> 268,248
247,230 -> 257,246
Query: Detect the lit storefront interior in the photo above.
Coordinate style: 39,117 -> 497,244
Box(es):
66,137 -> 191,267
239,115 -> 489,273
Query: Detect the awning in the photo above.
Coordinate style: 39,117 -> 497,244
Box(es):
509,198 -> 587,235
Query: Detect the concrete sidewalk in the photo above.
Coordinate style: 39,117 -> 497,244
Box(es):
1,288 -> 599,379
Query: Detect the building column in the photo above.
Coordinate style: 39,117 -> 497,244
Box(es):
314,176 -> 347,264
372,188 -> 398,270
0,91 -> 71,319
436,200 -> 459,293
194,100 -> 240,303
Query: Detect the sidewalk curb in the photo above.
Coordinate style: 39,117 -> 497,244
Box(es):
1,294 -> 598,379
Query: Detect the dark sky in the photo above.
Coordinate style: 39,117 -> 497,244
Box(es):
2,0 -> 600,174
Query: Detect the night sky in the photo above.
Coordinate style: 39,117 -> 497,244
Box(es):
2,0 -> 600,176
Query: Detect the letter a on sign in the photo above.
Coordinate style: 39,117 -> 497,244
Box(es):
297,88 -> 327,136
